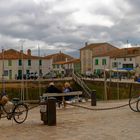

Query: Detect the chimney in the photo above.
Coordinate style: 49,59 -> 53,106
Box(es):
27,49 -> 31,56
65,58 -> 68,62
20,50 -> 23,53
85,42 -> 88,47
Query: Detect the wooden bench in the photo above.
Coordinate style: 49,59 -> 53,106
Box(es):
42,91 -> 82,107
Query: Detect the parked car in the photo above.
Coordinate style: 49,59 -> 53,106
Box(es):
43,72 -> 57,79
22,72 -> 38,80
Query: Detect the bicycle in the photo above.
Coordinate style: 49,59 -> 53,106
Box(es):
0,98 -> 28,124
129,94 -> 140,112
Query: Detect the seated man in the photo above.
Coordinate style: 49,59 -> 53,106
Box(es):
46,82 -> 62,107
46,82 -> 62,93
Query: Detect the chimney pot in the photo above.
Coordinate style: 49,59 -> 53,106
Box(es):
27,49 -> 31,56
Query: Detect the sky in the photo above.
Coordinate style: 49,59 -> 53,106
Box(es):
0,0 -> 140,57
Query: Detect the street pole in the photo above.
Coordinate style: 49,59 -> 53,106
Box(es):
2,48 -> 5,95
104,64 -> 107,100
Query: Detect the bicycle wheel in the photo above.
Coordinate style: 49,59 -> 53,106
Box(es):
129,95 -> 139,112
13,103 -> 28,124
136,98 -> 140,112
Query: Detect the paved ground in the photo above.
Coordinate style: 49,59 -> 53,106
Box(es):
0,100 -> 140,140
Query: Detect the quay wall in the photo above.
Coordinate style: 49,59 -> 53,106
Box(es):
0,79 -> 139,100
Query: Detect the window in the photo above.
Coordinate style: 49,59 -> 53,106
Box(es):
112,62 -> 118,68
8,60 -> 12,66
39,59 -> 42,66
130,58 -> 132,61
123,64 -> 133,68
98,48 -> 102,53
26,70 -> 30,74
28,60 -> 31,66
18,59 -> 22,66
18,70 -> 22,79
39,69 -> 42,76
95,59 -> 98,65
107,47 -> 110,51
124,58 -> 126,61
102,59 -> 106,65
4,70 -> 8,76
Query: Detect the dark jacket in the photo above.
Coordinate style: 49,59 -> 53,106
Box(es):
46,85 -> 61,93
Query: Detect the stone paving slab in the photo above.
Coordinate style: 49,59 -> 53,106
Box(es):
0,100 -> 139,140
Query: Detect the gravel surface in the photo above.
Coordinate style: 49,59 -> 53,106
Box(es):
0,100 -> 139,140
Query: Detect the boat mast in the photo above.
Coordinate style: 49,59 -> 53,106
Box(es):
20,40 -> 25,101
2,48 -> 5,95
38,44 -> 41,96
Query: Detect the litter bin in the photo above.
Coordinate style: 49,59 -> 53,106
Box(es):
40,96 -> 48,125
40,96 -> 56,126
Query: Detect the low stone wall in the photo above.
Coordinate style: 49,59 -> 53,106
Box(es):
0,79 -> 139,100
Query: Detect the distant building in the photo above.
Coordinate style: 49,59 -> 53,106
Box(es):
80,42 -> 119,74
44,51 -> 75,76
0,49 -> 50,80
44,51 -> 74,63
63,59 -> 81,76
92,47 -> 140,78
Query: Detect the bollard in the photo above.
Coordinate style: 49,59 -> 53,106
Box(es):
91,90 -> 96,106
47,97 -> 56,126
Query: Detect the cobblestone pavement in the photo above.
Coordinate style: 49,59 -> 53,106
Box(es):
0,100 -> 140,140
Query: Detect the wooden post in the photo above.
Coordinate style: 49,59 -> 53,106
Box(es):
91,90 -> 96,106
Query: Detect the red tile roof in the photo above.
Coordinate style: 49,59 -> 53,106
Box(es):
53,61 -> 66,65
93,47 -> 140,58
44,52 -> 74,62
0,49 -> 43,59
63,59 -> 80,64
80,42 -> 118,50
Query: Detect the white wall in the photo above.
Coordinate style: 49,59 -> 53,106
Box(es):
110,57 -> 135,69
0,58 -> 53,80
93,56 -> 110,71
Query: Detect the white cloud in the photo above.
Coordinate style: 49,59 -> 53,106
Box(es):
71,12 -> 114,27
0,0 -> 139,57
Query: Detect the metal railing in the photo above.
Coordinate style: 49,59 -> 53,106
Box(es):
72,72 -> 91,98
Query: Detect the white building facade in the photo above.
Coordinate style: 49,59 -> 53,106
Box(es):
0,49 -> 52,80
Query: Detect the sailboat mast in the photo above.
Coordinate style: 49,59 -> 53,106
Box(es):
2,48 -> 5,94
38,45 -> 41,96
20,40 -> 25,101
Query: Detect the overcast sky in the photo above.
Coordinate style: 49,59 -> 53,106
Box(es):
0,0 -> 140,57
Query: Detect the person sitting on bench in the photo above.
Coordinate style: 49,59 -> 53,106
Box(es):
63,82 -> 73,101
46,82 -> 62,107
